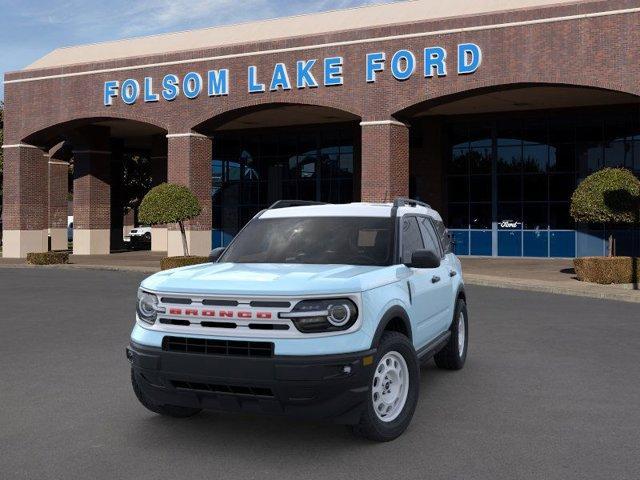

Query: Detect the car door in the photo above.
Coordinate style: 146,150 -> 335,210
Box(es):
400,216 -> 450,349
418,216 -> 455,335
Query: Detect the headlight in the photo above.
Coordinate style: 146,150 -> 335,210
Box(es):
136,290 -> 163,324
280,299 -> 358,333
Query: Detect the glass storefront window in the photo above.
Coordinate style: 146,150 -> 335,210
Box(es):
497,145 -> 522,173
212,124 -> 358,246
444,106 -> 639,257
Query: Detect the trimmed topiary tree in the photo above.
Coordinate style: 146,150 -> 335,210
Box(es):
139,183 -> 202,256
570,168 -> 640,257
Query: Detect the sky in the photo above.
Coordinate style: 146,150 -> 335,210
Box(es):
0,0 -> 400,100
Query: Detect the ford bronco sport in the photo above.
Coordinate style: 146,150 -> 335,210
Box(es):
127,198 -> 468,441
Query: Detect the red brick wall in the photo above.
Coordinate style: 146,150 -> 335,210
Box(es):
48,161 -> 68,229
167,135 -> 213,231
2,146 -> 48,230
73,151 -> 111,230
361,123 -> 410,202
5,0 -> 640,146
3,0 -> 640,224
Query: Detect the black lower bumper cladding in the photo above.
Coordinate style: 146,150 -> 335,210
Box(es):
127,341 -> 376,424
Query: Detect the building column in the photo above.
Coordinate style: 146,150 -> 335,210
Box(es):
72,126 -> 112,255
150,134 -> 168,252
360,120 -> 410,202
1,143 -> 49,258
410,119 -> 444,211
166,132 -> 212,257
48,144 -> 70,251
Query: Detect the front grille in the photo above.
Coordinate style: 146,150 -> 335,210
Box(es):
171,380 -> 274,397
162,336 -> 274,357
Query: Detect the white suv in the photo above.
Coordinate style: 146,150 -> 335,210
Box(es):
128,198 -> 467,441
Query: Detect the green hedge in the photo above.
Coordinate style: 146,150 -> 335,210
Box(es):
27,251 -> 69,265
574,256 -> 640,284
160,256 -> 209,271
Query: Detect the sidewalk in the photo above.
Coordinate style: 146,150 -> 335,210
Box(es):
461,257 -> 640,303
0,250 -> 163,273
1,251 -> 639,303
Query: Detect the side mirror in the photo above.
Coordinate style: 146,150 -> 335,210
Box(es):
209,247 -> 226,263
407,249 -> 441,269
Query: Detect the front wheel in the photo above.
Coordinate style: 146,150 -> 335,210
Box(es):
350,332 -> 420,442
434,298 -> 468,370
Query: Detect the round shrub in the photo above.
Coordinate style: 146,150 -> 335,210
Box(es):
570,168 -> 640,224
139,183 -> 202,226
139,183 -> 202,256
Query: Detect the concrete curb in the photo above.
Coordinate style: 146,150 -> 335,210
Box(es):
464,274 -> 640,304
0,263 -> 159,274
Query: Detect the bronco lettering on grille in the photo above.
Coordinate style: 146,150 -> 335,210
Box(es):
167,308 -> 273,320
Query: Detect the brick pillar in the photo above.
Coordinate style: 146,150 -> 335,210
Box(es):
1,144 -> 49,258
72,126 -> 112,255
360,120 -> 410,202
166,132 -> 212,257
410,119 -> 444,212
150,134 -> 168,252
48,144 -> 70,251
110,142 -> 125,251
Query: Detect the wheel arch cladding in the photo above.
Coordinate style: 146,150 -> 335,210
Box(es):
457,285 -> 466,302
371,306 -> 412,348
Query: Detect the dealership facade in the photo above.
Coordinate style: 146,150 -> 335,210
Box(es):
3,0 -> 640,258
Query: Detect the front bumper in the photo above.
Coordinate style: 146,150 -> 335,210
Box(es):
127,341 -> 376,424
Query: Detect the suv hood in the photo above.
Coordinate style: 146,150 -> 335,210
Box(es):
141,262 -> 406,296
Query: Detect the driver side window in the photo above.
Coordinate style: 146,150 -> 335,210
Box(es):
401,216 -> 424,264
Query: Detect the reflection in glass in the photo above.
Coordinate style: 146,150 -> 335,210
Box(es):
212,126 -> 357,245
470,203 -> 492,229
497,145 -> 522,173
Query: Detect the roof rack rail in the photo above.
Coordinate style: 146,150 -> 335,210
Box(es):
268,200 -> 327,210
393,197 -> 432,209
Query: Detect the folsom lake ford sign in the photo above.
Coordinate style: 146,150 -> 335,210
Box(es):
103,43 -> 482,106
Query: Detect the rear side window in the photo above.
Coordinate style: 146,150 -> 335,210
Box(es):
433,219 -> 452,254
401,217 -> 424,264
418,217 -> 443,258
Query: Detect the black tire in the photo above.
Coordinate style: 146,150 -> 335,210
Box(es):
144,232 -> 151,241
434,298 -> 468,370
350,331 -> 420,442
131,369 -> 202,418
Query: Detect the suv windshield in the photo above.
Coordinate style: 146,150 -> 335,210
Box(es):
221,217 -> 394,266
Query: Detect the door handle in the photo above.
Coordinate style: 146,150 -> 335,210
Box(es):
449,270 -> 457,277
431,276 -> 441,284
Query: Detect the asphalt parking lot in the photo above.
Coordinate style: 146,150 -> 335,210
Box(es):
1,268 -> 639,480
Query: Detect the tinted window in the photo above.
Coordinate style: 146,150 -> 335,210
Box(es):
221,217 -> 393,266
433,220 -> 451,254
401,217 -> 424,264
419,217 -> 443,257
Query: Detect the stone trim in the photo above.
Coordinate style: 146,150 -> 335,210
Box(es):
1,143 -> 42,150
360,120 -> 408,127
166,133 -> 211,139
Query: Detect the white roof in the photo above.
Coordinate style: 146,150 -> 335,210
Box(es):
259,202 -> 442,220
25,0 -> 583,70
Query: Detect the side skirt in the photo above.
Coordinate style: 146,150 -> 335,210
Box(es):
416,332 -> 451,362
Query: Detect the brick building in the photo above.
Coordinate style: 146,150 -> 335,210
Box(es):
3,0 -> 640,258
